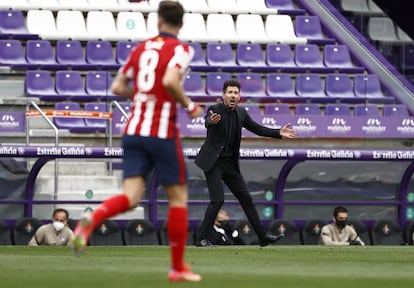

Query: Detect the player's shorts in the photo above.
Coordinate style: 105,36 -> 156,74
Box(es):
121,135 -> 187,185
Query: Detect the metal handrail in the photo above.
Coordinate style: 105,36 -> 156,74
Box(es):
26,100 -> 59,200
108,100 -> 129,175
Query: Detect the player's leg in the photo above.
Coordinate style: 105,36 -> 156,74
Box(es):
153,137 -> 201,282
72,135 -> 148,253
164,184 -> 201,282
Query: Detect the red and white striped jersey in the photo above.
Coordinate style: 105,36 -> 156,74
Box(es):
119,33 -> 194,139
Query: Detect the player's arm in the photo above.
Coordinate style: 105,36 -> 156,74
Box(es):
162,67 -> 202,118
28,226 -> 44,246
111,73 -> 134,99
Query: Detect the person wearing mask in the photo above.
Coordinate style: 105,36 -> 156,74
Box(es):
195,79 -> 296,247
210,209 -> 242,245
28,208 -> 73,246
320,206 -> 365,246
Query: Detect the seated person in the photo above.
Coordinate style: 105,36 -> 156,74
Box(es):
28,208 -> 73,246
211,209 -> 243,245
319,206 -> 365,246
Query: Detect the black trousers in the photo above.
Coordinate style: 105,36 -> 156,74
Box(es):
198,157 -> 266,242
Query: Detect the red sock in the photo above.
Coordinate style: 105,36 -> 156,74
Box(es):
167,207 -> 188,272
91,194 -> 130,229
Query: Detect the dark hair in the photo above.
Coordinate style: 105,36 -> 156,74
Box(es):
53,208 -> 69,219
158,1 -> 184,27
333,206 -> 348,218
222,79 -> 241,93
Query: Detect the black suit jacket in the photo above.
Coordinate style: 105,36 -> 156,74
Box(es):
195,103 -> 282,172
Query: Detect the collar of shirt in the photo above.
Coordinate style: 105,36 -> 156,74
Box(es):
158,32 -> 177,39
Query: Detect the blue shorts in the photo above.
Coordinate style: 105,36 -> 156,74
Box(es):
121,135 -> 187,185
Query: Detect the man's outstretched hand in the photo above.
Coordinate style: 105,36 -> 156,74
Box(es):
280,123 -> 296,139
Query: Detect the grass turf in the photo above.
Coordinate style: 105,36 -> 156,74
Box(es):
0,245 -> 413,288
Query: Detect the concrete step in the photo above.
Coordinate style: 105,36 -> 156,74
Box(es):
35,175 -> 121,193
0,79 -> 24,98
30,160 -> 109,176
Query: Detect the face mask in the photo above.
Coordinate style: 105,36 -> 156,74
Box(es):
336,219 -> 347,229
53,221 -> 65,232
218,220 -> 230,228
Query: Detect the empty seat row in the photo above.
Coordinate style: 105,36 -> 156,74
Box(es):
45,102 -> 410,135
3,9 -> 315,43
367,16 -> 413,43
333,0 -> 385,16
24,69 -> 390,104
0,39 -> 136,70
25,70 -> 116,102
51,101 -> 132,134
184,72 -> 391,103
260,103 -> 409,117
0,39 -> 364,73
190,42 -> 364,73
0,0 -> 305,15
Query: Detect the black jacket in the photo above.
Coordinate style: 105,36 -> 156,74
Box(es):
195,102 -> 282,172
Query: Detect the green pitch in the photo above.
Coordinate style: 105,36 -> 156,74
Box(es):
0,246 -> 413,288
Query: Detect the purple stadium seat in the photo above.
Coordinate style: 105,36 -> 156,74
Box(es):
294,15 -> 335,44
205,72 -> 232,96
116,41 -> 139,65
353,74 -> 387,101
84,102 -> 108,132
183,71 -> 205,97
55,71 -> 89,101
85,71 -> 115,101
295,103 -> 321,115
265,73 -> 298,101
383,104 -> 409,116
112,102 -> 131,135
240,103 -> 262,115
295,74 -> 327,100
206,42 -> 242,72
325,103 -> 352,116
264,103 -> 292,115
56,40 -> 89,69
236,73 -> 265,98
353,104 -> 380,116
86,40 -> 119,70
294,44 -> 325,70
325,74 -> 356,100
265,43 -> 297,70
25,40 -> 64,70
0,39 -> 28,67
236,43 -> 267,72
323,44 -> 364,72
188,42 -> 209,70
53,102 -> 94,133
0,10 -> 37,39
399,44 -> 414,71
264,0 -> 306,14
25,70 -> 60,101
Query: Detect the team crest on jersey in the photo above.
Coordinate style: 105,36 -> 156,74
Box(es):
382,224 -> 390,235
99,223 -> 108,234
242,224 -> 251,235
135,224 -> 144,235
313,224 -> 321,235
25,223 -> 33,233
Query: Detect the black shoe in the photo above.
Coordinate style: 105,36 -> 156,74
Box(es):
196,239 -> 215,247
259,232 -> 285,247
